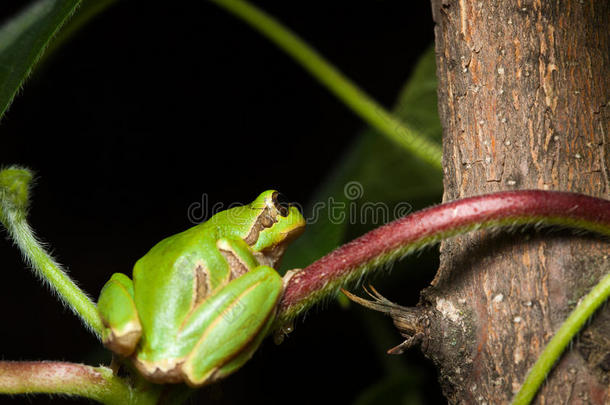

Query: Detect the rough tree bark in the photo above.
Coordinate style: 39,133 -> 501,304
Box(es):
420,1 -> 609,403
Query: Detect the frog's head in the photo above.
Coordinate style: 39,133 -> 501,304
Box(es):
243,190 -> 305,268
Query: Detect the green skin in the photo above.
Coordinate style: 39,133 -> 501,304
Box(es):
97,191 -> 305,387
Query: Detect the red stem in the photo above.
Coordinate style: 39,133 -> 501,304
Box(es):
0,361 -> 111,394
278,190 -> 610,317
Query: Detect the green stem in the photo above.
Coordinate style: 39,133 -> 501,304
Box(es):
511,272 -> 610,405
210,0 -> 443,170
0,167 -> 104,337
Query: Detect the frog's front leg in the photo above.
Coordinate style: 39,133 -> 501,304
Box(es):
216,237 -> 260,281
176,265 -> 283,387
97,273 -> 142,357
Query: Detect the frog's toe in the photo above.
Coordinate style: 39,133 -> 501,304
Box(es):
102,322 -> 142,357
132,357 -> 185,384
98,273 -> 142,357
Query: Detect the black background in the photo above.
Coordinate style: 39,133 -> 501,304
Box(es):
0,1 -> 444,404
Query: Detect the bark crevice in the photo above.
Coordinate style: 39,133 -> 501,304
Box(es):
424,0 -> 609,403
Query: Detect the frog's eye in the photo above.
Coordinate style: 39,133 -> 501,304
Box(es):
272,192 -> 290,217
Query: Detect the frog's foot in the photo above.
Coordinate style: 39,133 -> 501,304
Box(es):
179,265 -> 284,387
102,321 -> 142,358
281,268 -> 301,290
131,357 -> 186,384
97,273 -> 143,357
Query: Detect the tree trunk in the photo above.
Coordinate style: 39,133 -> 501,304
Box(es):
423,1 -> 609,403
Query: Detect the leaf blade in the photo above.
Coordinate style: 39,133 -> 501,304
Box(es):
0,0 -> 82,121
282,46 -> 442,271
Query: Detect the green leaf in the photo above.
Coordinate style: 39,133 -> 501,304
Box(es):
0,0 -> 82,121
41,0 -> 119,66
212,0 -> 442,169
282,46 -> 442,271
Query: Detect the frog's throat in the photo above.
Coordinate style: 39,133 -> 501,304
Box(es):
259,225 -> 305,268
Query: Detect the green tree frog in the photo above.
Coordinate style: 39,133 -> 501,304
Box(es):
97,191 -> 305,387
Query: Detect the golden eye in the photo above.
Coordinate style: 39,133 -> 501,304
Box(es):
272,192 -> 290,217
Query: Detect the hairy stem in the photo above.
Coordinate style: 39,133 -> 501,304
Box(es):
210,0 -> 442,169
0,362 -> 132,404
0,167 -> 104,337
276,190 -> 610,326
276,190 -> 608,404
511,272 -> 610,405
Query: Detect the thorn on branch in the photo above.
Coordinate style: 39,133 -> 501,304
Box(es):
341,285 -> 428,354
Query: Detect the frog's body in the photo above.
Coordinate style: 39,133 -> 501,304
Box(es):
97,191 -> 305,387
